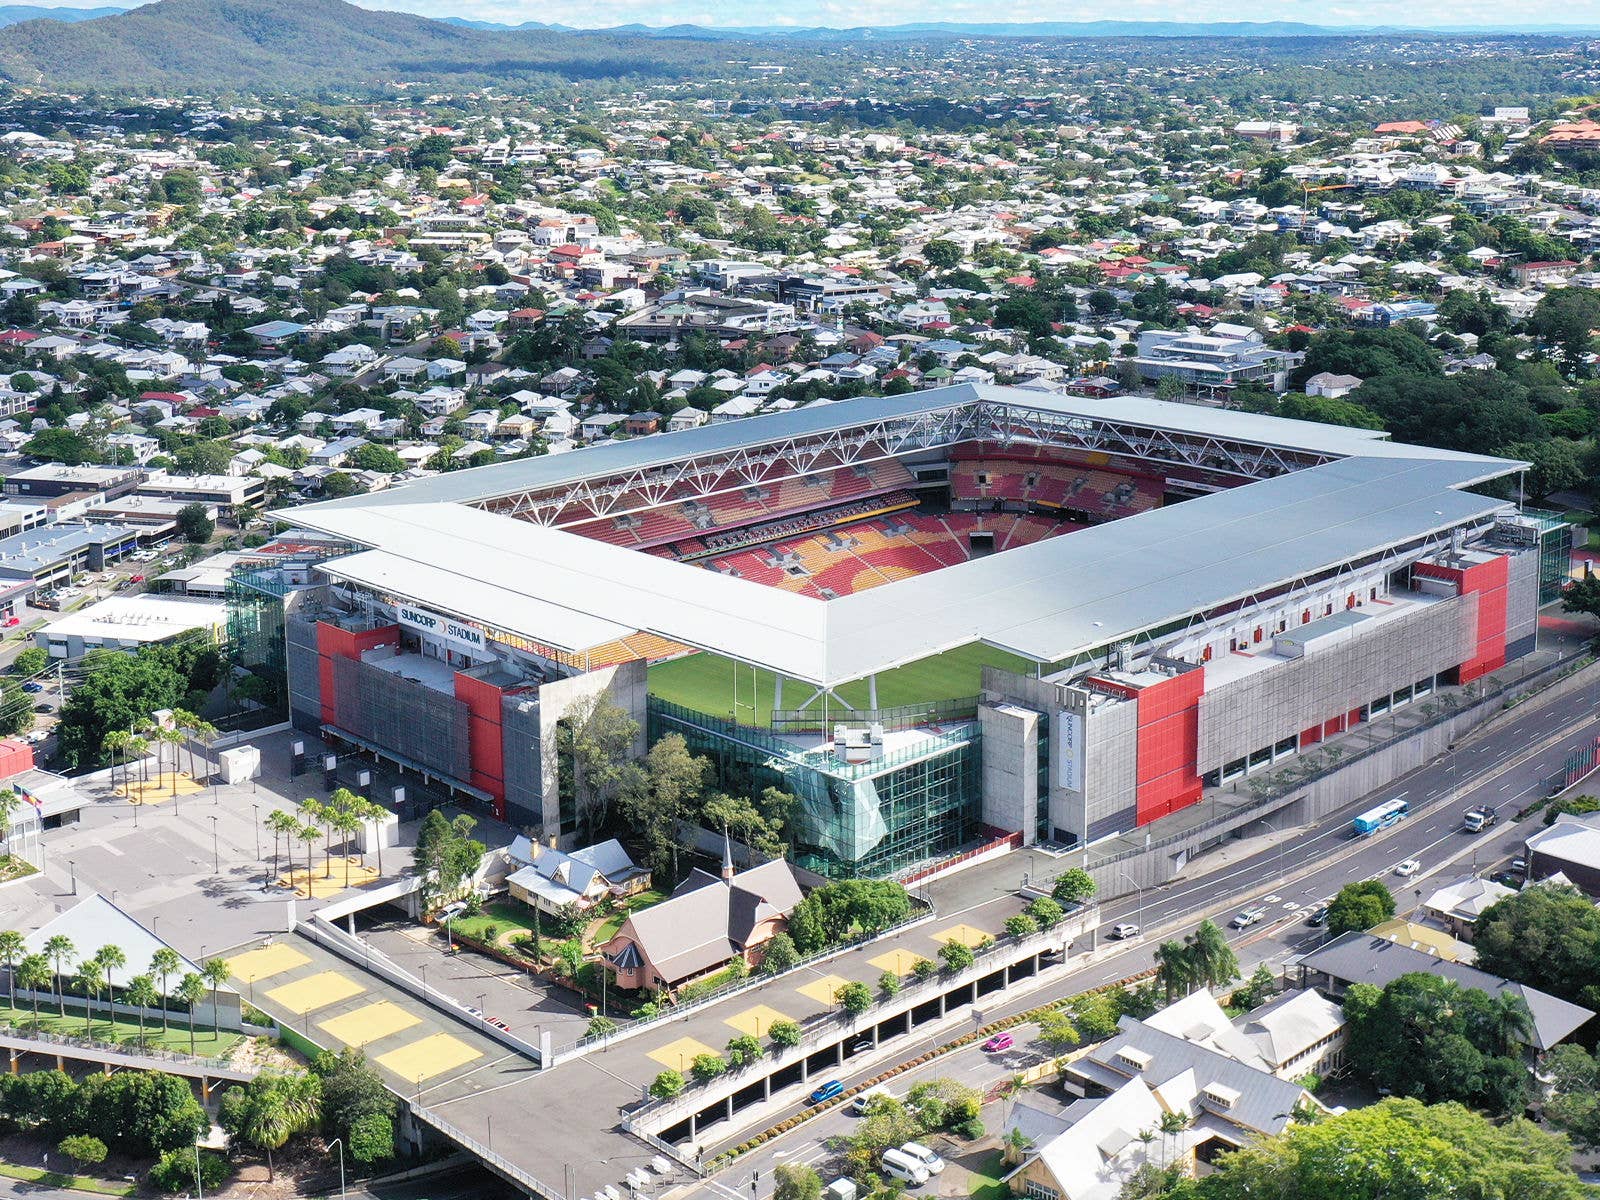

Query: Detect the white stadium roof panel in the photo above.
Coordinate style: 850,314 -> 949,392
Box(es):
282,385 -> 1524,688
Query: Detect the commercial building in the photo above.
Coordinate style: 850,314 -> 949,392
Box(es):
234,383 -> 1564,880
3,463 -> 143,501
137,472 -> 265,515
35,593 -> 227,658
0,522 -> 141,587
1132,328 -> 1300,395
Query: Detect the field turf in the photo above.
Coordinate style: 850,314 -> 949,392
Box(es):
647,642 -> 1036,726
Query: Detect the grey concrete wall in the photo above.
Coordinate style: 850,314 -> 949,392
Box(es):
284,597 -> 324,735
330,654 -> 471,781
1505,546 -> 1539,657
1196,596 -> 1476,772
501,694 -> 542,833
1084,698 -> 1139,842
979,702 -> 1037,843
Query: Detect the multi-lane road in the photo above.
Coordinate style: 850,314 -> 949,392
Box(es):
685,674 -> 1600,1200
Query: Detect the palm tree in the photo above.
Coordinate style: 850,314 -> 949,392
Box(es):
202,958 -> 231,1042
132,721 -> 154,791
266,809 -> 297,886
43,935 -> 73,1017
124,735 -> 150,799
73,964 -> 102,1040
15,953 -> 49,1031
1155,940 -> 1192,1003
242,1071 -> 323,1180
1158,1110 -> 1192,1169
297,822 -> 322,891
124,973 -> 158,1048
159,726 -> 185,801
176,972 -> 205,1055
0,787 -> 21,856
190,716 -> 218,784
150,947 -> 180,1032
359,796 -> 387,878
170,709 -> 199,781
1184,920 -> 1239,992
299,799 -> 325,879
0,928 -> 23,989
1490,993 -> 1536,1057
331,806 -> 362,886
101,730 -> 130,795
93,945 -> 126,1035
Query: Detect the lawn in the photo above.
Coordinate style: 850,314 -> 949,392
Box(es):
0,999 -> 243,1057
965,1149 -> 1009,1200
0,854 -> 37,884
0,1161 -> 136,1197
450,899 -> 544,945
649,643 -> 1037,726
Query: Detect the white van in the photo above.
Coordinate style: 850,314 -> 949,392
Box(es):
880,1149 -> 930,1187
899,1143 -> 945,1176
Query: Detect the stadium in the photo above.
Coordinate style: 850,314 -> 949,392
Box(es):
239,382 -> 1570,881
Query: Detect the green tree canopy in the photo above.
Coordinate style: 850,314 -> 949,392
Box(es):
1326,880 -> 1396,936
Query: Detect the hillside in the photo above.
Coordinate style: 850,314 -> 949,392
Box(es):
0,5 -> 126,28
0,0 -> 716,90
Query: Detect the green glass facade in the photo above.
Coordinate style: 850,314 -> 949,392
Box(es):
224,569 -> 291,714
649,698 -> 981,879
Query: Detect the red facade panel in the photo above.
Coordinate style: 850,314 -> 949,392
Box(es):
454,672 -> 507,819
315,622 -> 399,726
1418,557 -> 1509,684
1134,669 -> 1205,825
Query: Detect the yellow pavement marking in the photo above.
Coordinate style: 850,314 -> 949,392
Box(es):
276,857 -> 380,899
796,973 -> 852,1005
120,772 -> 204,803
265,971 -> 365,1015
318,1000 -> 421,1047
647,1035 -> 718,1070
868,948 -> 931,976
930,923 -> 989,949
376,1033 -> 482,1083
226,943 -> 309,984
723,1003 -> 791,1038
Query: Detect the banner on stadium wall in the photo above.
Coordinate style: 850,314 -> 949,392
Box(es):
1057,710 -> 1085,792
397,604 -> 485,652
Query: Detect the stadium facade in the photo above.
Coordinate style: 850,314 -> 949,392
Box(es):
238,383 -> 1568,879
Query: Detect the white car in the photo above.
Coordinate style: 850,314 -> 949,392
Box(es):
1109,922 -> 1141,940
899,1143 -> 945,1176
25,729 -> 48,744
1394,858 -> 1421,877
1231,907 -> 1267,929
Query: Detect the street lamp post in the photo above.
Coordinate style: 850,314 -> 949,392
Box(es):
1118,869 -> 1145,932
193,1142 -> 204,1200
210,815 -> 219,875
326,1137 -> 346,1199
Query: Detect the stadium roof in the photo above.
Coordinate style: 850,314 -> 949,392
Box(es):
285,386 -> 1522,688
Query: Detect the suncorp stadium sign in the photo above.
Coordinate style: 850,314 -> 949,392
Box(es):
397,604 -> 485,652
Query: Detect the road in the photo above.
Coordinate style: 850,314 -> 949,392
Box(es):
680,675 -> 1600,1200
0,1165 -> 518,1200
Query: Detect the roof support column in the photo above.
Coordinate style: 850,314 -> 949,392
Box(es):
868,674 -> 878,710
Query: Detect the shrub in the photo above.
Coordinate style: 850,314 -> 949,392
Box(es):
1051,868 -> 1096,907
938,941 -> 975,973
760,933 -> 800,975
149,1148 -> 231,1194
726,1034 -> 763,1069
587,1015 -> 618,1038
836,981 -> 874,1015
691,1052 -> 728,1082
1004,914 -> 1039,939
349,1111 -> 395,1164
650,1070 -> 686,1100
768,1019 -> 802,1049
1026,897 -> 1065,929
57,1134 -> 107,1170
878,970 -> 901,998
910,958 -> 938,981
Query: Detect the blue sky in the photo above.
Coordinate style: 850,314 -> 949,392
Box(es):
55,0 -> 1600,30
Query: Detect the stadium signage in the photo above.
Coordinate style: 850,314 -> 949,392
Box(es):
397,604 -> 485,651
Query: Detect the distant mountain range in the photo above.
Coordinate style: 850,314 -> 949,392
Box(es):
0,4 -> 126,27
0,0 -> 1596,93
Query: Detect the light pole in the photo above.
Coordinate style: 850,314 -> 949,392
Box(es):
326,1137 -> 346,1199
193,1141 -> 204,1200
209,815 -> 219,875
1118,869 -> 1145,933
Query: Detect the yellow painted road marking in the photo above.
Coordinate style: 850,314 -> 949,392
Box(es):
226,943 -> 309,984
265,971 -> 365,1014
646,1035 -> 718,1070
723,1003 -> 791,1038
376,1033 -> 482,1082
796,973 -> 852,1005
318,1000 -> 421,1046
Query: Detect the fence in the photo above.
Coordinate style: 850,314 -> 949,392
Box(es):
409,1104 -> 566,1200
0,1023 -> 249,1077
896,831 -> 1022,887
770,696 -> 980,735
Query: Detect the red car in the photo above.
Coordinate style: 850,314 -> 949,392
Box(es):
982,1033 -> 1014,1053
128,574 -> 145,583
1,616 -> 17,628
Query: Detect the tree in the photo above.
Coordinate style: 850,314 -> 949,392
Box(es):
15,953 -> 50,1030
649,1069 -> 685,1099
1004,913 -> 1039,939
1473,883 -> 1600,1009
1155,940 -> 1193,1003
11,647 -> 47,677
1326,880 -> 1396,937
313,1047 -> 397,1152
1231,964 -> 1277,1013
1352,370 -> 1544,454
124,973 -> 158,1046
1036,1008 -> 1079,1050
149,1148 -> 229,1194
922,239 -> 961,269
1500,439 -> 1585,502
266,809 -> 298,886
1184,1097 -> 1592,1200
53,650 -> 189,770
1563,574 -> 1600,624
836,980 -> 874,1015
58,1134 -> 107,1172
702,791 -> 785,859
1294,326 -> 1440,387
43,934 -> 73,1018
1543,1043 -> 1600,1149
348,443 -> 406,474
938,940 -> 974,973
768,1018 -> 801,1049
1529,288 -> 1600,375
555,696 -> 640,843
91,945 -> 125,1037
149,947 -> 180,1032
725,1034 -> 763,1069
0,929 -> 22,983
773,1162 -> 823,1200
220,1071 -> 321,1179
616,731 -> 707,879
175,503 -> 214,544
787,879 -> 913,954
1051,868 -> 1097,907
759,932 -> 799,975
1183,920 -> 1238,991
176,972 -> 205,1055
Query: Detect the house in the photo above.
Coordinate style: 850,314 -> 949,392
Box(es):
505,836 -> 651,914
623,411 -> 662,436
1295,931 -> 1592,1050
601,844 -> 804,992
1512,260 -> 1578,287
1141,987 -> 1347,1082
1420,875 -> 1517,941
1303,372 -> 1362,399
1526,812 -> 1600,895
668,406 -> 708,432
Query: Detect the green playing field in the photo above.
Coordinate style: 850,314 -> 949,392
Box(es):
647,642 -> 1038,726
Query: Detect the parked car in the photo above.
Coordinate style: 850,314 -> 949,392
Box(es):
1108,922 -> 1141,940
1230,907 -> 1266,929
1,616 -> 18,628
25,729 -> 47,744
1510,857 -> 1526,874
879,1149 -> 929,1188
128,574 -> 145,583
982,1032 -> 1014,1053
809,1080 -> 844,1105
1488,871 -> 1523,890
21,682 -> 42,693
898,1143 -> 946,1176
1307,905 -> 1329,927
1393,859 -> 1421,877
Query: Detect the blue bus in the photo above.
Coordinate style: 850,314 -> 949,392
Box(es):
1353,798 -> 1409,836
